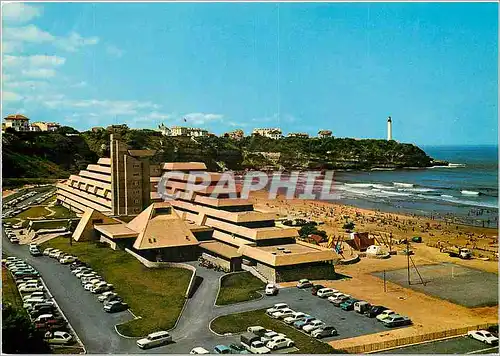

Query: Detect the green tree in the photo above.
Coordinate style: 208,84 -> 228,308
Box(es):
2,304 -> 51,354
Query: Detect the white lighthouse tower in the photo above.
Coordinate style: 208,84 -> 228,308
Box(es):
387,116 -> 393,141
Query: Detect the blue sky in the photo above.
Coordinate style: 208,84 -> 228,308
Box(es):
2,2 -> 498,145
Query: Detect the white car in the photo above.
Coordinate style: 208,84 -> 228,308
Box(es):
190,347 -> 210,354
467,330 -> 499,345
327,292 -> 346,302
23,291 -> 45,301
17,280 -> 40,289
266,337 -> 294,350
284,312 -> 308,325
270,308 -> 295,319
136,331 -> 172,349
91,282 -> 114,294
261,331 -> 286,343
77,272 -> 96,279
266,303 -> 288,315
60,256 -> 77,264
98,291 -> 117,302
47,331 -> 72,344
43,248 -> 54,256
19,284 -> 44,293
316,288 -> 337,298
265,283 -> 279,296
48,250 -> 61,258
303,320 -> 325,333
376,310 -> 396,321
72,267 -> 90,275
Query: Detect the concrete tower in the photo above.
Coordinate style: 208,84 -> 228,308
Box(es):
387,116 -> 392,141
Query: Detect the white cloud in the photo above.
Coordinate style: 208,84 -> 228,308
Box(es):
2,3 -> 41,23
4,80 -> 48,89
3,24 -> 54,43
4,54 -> 66,68
3,25 -> 99,53
22,68 -> 56,78
3,91 -> 23,102
2,40 -> 23,53
55,32 -> 99,52
183,113 -> 223,125
106,45 -> 124,58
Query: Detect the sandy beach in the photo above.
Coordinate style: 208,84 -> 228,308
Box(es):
251,190 -> 499,268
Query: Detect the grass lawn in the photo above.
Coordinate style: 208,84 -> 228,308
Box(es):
49,205 -> 77,219
15,206 -> 50,220
40,194 -> 57,205
210,309 -> 338,354
216,272 -> 266,305
40,237 -> 192,337
2,267 -> 24,310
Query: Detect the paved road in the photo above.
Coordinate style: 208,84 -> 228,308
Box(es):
3,229 -> 400,353
381,336 -> 499,354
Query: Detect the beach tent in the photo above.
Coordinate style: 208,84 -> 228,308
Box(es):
366,245 -> 384,256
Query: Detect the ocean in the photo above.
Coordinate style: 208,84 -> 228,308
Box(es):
328,145 -> 498,228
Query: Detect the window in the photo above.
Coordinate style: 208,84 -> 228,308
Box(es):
133,164 -> 140,169
133,173 -> 140,177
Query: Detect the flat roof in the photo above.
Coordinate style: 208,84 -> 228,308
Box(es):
200,241 -> 241,259
94,224 -> 138,239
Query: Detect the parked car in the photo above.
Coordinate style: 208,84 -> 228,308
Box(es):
23,291 -> 45,301
270,308 -> 295,319
284,312 -> 309,325
46,331 -> 73,344
303,320 -> 325,333
266,303 -> 288,315
213,345 -> 231,354
311,326 -> 338,339
467,330 -> 499,345
9,236 -> 20,244
70,261 -> 88,270
71,267 -> 91,275
317,288 -> 337,298
364,305 -> 388,318
382,315 -> 412,328
43,248 -> 54,256
240,333 -> 271,354
311,285 -> 325,296
247,326 -> 268,336
104,300 -> 128,313
190,347 -> 210,354
136,331 -> 172,349
23,297 -> 48,309
376,310 -> 397,322
261,331 -> 286,343
293,316 -> 316,329
340,298 -> 359,311
354,301 -> 371,314
228,343 -> 250,354
265,283 -> 279,296
48,250 -> 61,258
296,279 -> 313,289
19,284 -> 44,293
91,282 -> 114,294
29,246 -> 42,256
98,291 -> 117,303
102,294 -> 123,304
17,280 -> 40,288
266,337 -> 294,350
330,295 -> 352,307
60,256 -> 77,264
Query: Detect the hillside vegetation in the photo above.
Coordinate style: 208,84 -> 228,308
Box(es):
2,126 -> 436,179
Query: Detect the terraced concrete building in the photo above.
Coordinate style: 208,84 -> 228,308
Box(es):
58,135 -> 339,282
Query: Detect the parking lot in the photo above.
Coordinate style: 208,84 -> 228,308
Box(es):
260,288 -> 397,342
373,263 -> 499,307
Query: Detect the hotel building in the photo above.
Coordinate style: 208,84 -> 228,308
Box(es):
57,134 -> 339,282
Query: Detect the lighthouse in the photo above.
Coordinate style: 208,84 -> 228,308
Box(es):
387,116 -> 393,141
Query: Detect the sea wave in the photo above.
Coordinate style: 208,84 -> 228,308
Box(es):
393,182 -> 414,188
372,184 -> 396,190
398,187 -> 436,193
461,190 -> 480,196
344,183 -> 373,188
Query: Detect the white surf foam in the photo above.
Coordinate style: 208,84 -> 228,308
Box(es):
461,190 -> 480,196
393,182 -> 414,188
